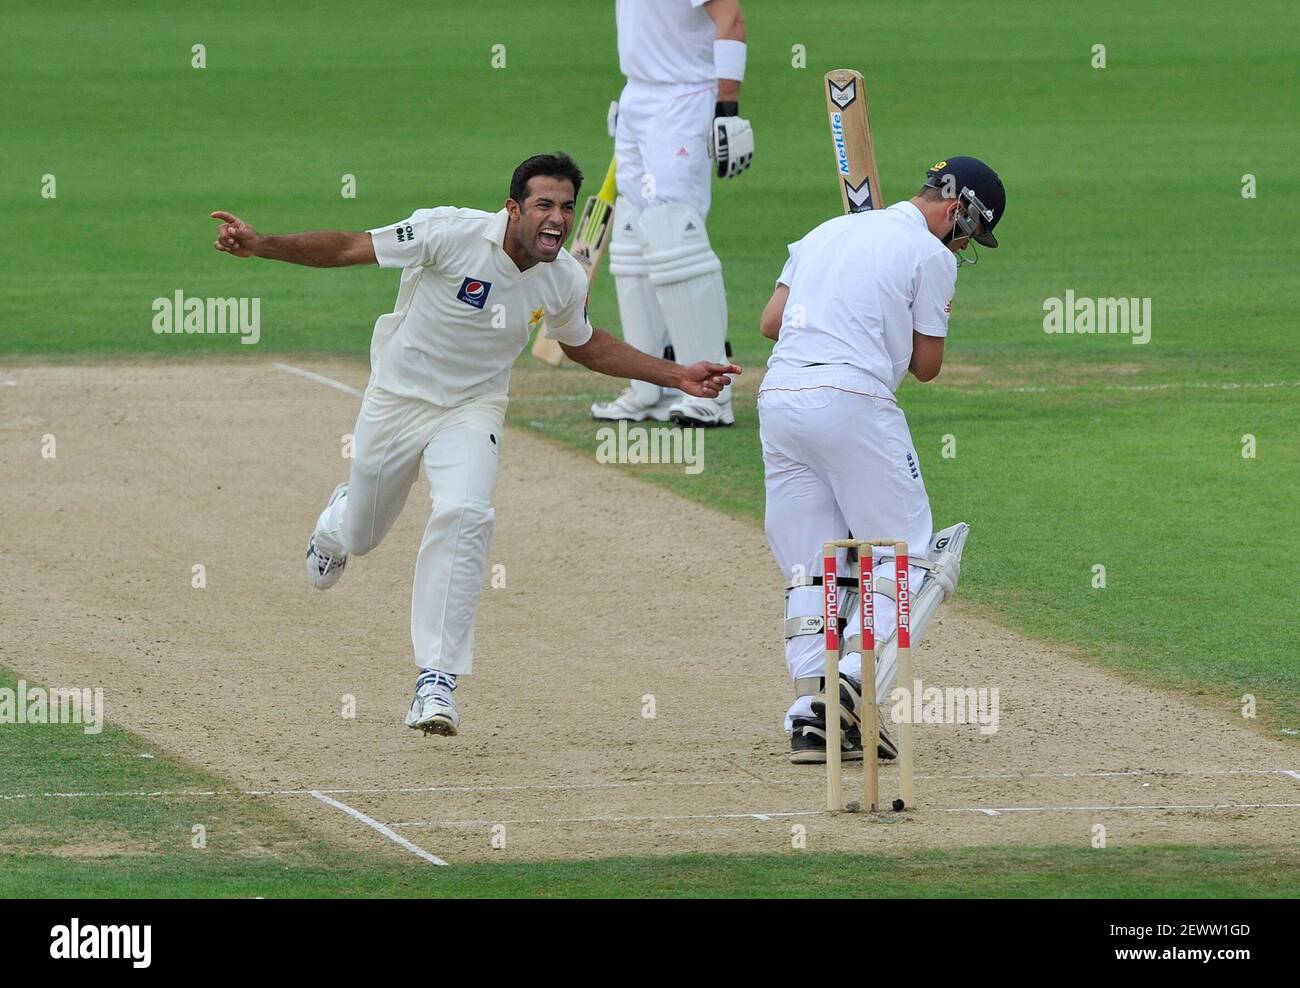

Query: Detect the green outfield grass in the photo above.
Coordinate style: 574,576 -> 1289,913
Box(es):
2,0 -> 1296,896
8,846 -> 1300,899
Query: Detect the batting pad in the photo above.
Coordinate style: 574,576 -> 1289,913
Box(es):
870,522 -> 971,704
637,202 -> 730,386
609,199 -> 671,406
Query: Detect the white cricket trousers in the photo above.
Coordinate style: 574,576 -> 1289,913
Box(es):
615,78 -> 714,215
313,386 -> 507,676
758,366 -> 933,719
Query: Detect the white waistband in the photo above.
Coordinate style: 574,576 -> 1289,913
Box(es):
759,364 -> 894,399
622,78 -> 714,97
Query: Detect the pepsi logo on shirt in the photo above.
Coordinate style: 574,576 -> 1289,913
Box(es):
456,277 -> 492,309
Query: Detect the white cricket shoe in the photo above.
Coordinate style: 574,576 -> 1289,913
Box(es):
305,483 -> 348,590
669,394 -> 734,427
404,670 -> 460,736
590,387 -> 674,422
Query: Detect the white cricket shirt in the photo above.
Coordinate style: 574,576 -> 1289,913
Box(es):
616,0 -> 714,85
366,207 -> 593,406
768,201 -> 957,392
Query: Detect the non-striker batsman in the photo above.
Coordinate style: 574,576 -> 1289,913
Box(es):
590,0 -> 753,428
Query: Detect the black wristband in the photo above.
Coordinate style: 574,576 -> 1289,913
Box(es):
715,101 -> 739,118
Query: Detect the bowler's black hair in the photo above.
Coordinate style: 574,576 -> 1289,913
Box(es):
509,153 -> 584,205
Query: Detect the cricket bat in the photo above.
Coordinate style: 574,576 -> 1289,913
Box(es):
531,155 -> 618,366
824,69 -> 883,214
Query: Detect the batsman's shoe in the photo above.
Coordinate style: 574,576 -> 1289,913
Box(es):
811,673 -> 863,730
811,681 -> 894,764
304,483 -> 349,590
668,394 -> 734,427
405,669 -> 460,736
590,388 -> 674,422
789,717 -> 863,765
876,720 -> 898,761
811,677 -> 898,760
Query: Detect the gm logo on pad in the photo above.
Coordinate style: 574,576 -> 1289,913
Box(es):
456,277 -> 492,309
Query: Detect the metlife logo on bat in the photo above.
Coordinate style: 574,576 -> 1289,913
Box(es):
831,112 -> 850,176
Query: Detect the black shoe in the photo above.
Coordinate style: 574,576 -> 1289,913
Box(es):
811,674 -> 898,761
790,717 -> 863,765
876,720 -> 898,761
810,673 -> 863,729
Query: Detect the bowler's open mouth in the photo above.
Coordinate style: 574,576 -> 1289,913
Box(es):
538,226 -> 563,251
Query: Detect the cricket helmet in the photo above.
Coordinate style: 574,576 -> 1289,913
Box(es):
924,156 -> 1005,247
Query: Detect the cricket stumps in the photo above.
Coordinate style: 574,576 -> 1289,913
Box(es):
821,538 -> 914,815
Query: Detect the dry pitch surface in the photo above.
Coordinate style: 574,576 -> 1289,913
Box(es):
2,360 -> 1296,865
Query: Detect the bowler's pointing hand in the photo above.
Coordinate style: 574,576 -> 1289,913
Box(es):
680,361 -> 741,399
210,211 -> 260,257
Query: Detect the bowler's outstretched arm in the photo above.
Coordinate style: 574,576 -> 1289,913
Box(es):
562,328 -> 740,399
211,211 -> 377,267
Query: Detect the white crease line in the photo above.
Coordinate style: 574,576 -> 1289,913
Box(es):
3,781 -> 743,801
938,769 -> 1295,781
943,802 -> 1300,814
309,790 -> 447,866
4,768 -> 1297,802
282,778 -> 764,797
388,802 -> 1300,828
392,810 -> 823,827
272,362 -> 363,397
